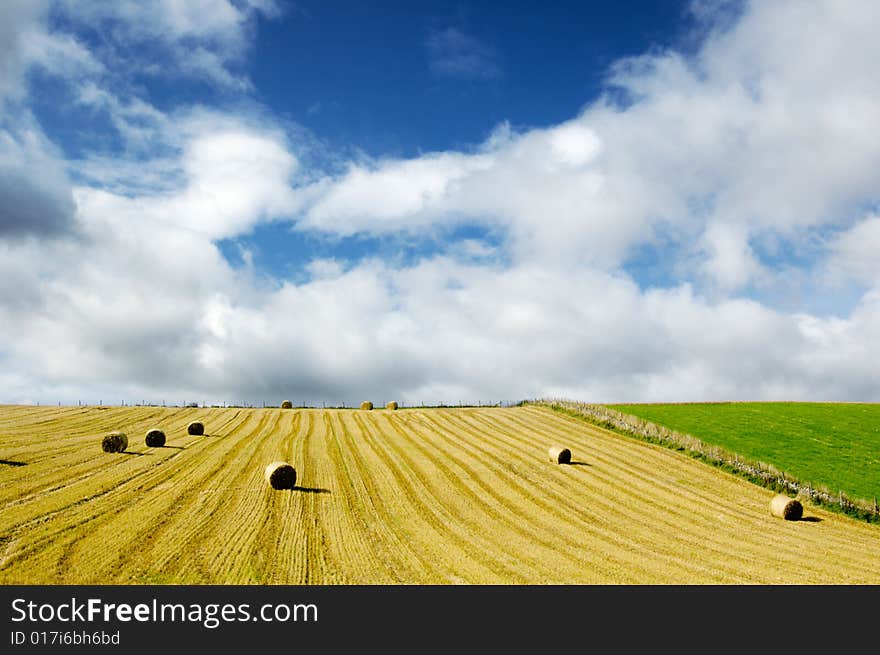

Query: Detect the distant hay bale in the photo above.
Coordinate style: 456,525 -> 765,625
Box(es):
360,401 -> 373,410
280,400 -> 293,409
548,446 -> 571,464
101,431 -> 128,453
144,428 -> 166,447
187,421 -> 205,436
386,401 -> 398,410
264,461 -> 297,490
769,494 -> 803,521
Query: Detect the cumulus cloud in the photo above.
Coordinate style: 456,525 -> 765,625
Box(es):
825,215 -> 880,288
697,221 -> 765,291
0,124 -> 76,239
297,119 -> 622,266
301,151 -> 495,235
9,246 -> 877,405
2,0 -> 880,405
167,124 -> 301,237
299,0 -> 880,285
71,115 -> 302,241
0,0 -> 49,104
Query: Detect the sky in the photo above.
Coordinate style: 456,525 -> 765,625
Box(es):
1,0 -> 879,407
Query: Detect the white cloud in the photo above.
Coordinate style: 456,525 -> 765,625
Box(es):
71,116 -> 302,241
169,127 -> 301,237
302,152 -> 495,235
548,123 -> 603,167
266,0 -> 880,309
5,231 -> 880,405
825,215 -> 880,287
20,29 -> 104,79
698,221 -> 765,290
0,0 -> 49,104
74,82 -> 172,151
0,121 -> 76,238
57,0 -> 274,47
2,0 -> 880,405
51,0 -> 280,91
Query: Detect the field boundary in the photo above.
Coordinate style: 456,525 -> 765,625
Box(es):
527,399 -> 880,524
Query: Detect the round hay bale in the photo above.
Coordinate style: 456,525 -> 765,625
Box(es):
101,431 -> 128,453
386,401 -> 398,410
548,446 -> 571,464
144,428 -> 166,448
280,400 -> 293,409
360,401 -> 373,410
187,421 -> 205,436
264,461 -> 297,490
769,494 -> 803,521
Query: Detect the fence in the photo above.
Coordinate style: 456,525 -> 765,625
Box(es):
34,399 -> 526,409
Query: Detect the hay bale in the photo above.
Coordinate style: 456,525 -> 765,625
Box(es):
101,431 -> 128,453
360,401 -> 373,410
769,494 -> 803,521
280,400 -> 293,409
187,421 -> 205,436
386,401 -> 398,410
144,428 -> 166,447
264,461 -> 297,490
548,446 -> 571,464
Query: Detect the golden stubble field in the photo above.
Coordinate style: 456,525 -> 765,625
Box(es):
1,404 -> 879,584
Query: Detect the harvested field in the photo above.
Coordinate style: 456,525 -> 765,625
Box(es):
0,404 -> 879,584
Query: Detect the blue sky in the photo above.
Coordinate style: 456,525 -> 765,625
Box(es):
247,1 -> 694,156
1,0 -> 879,406
37,2 -> 699,158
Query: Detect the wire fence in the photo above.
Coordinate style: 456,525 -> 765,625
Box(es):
32,399 -> 527,409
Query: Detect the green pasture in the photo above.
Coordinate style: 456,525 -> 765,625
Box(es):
607,402 -> 880,504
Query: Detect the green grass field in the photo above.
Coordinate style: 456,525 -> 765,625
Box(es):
607,402 -> 880,504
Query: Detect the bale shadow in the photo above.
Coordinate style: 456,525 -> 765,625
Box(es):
119,451 -> 147,456
0,460 -> 27,467
293,486 -> 331,494
799,516 -> 823,523
568,461 -> 591,467
160,445 -> 186,450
